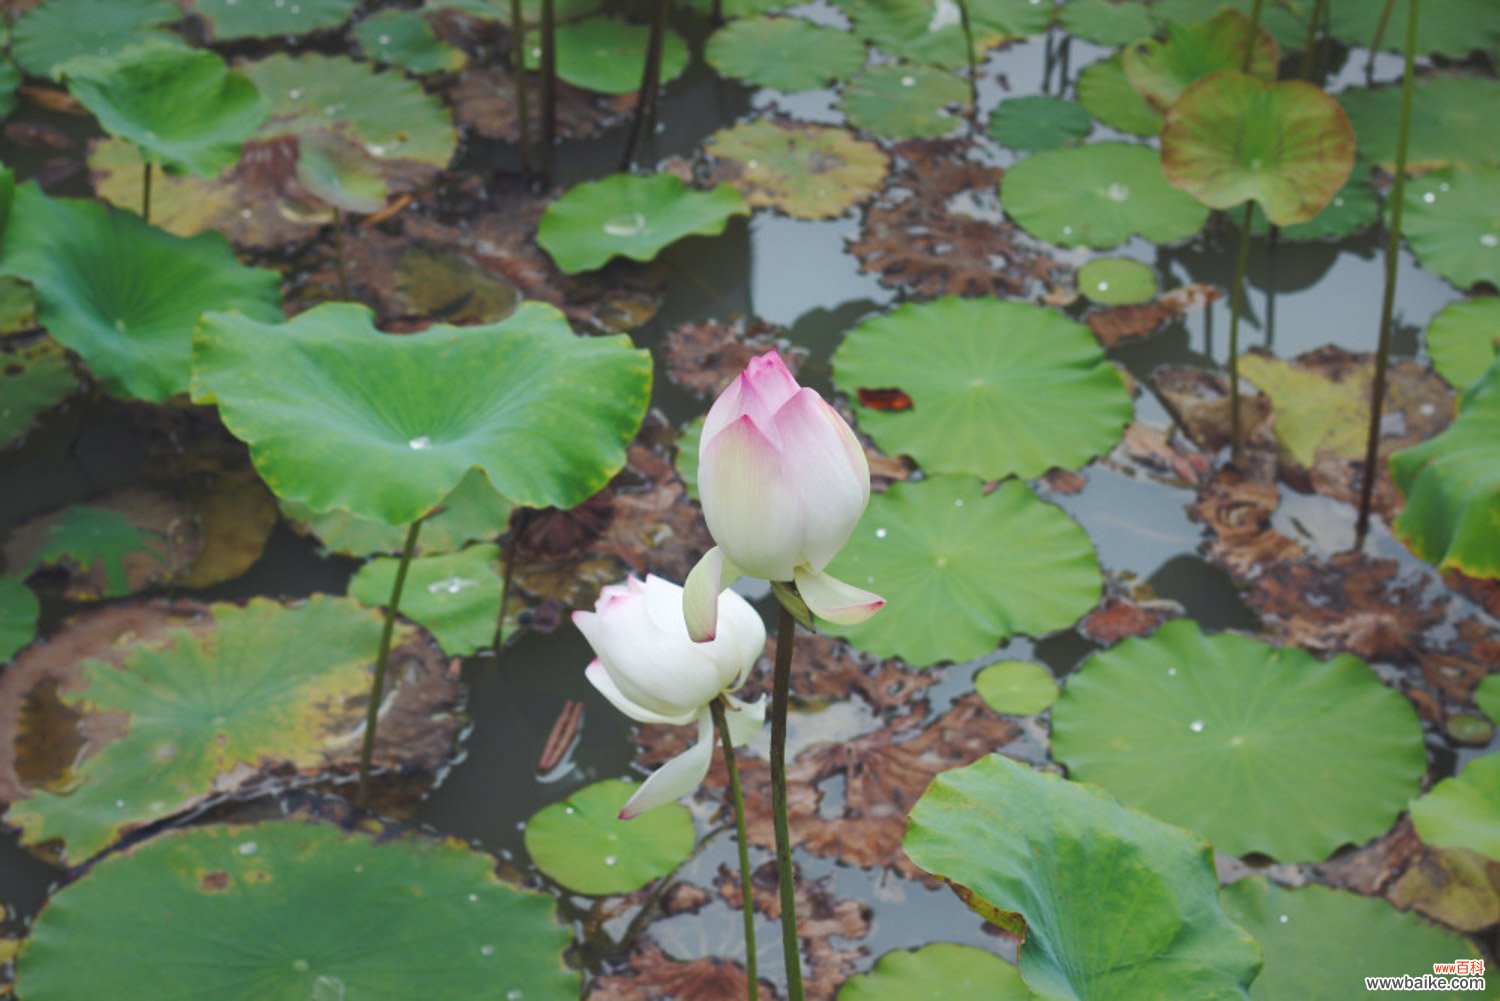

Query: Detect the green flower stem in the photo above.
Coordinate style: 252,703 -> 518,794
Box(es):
492,507 -> 530,656
711,697 -> 760,1001
332,207 -> 349,301
1240,0 -> 1265,71
356,516 -> 424,809
1227,202 -> 1253,466
1298,0 -> 1329,80
1365,0 -> 1398,79
955,0 -> 980,130
141,160 -> 152,223
620,0 -> 670,171
509,0 -> 533,175
769,600 -> 804,1001
540,0 -> 557,170
1355,0 -> 1419,549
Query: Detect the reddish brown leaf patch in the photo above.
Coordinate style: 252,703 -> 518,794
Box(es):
1087,283 -> 1219,347
447,65 -> 636,144
587,946 -> 766,1001
856,387 -> 914,412
1111,422 -> 1213,486
1079,594 -> 1181,645
662,317 -> 804,398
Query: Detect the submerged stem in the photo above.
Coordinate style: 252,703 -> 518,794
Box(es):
1299,0 -> 1329,80
510,0 -> 533,174
540,0 -> 557,176
769,603 -> 804,1001
1366,0 -> 1398,80
712,698 -> 760,1001
141,160 -> 152,223
333,207 -> 348,301
1227,203 -> 1254,466
356,517 -> 424,809
955,0 -> 980,131
1355,0 -> 1419,549
620,0 -> 670,171
492,507 -> 530,656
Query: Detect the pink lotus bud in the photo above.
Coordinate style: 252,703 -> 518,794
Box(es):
573,574 -> 766,818
684,352 -> 884,641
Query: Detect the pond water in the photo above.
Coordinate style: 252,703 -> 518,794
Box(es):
0,2 -> 1497,997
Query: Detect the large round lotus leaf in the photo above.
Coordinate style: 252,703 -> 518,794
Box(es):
0,335 -> 78,448
1078,257 -> 1155,304
707,17 -> 866,92
1246,173 -> 1380,242
1123,8 -> 1278,113
822,476 -> 1102,666
192,301 -> 651,525
0,596 -> 447,864
705,119 -> 888,220
243,53 -> 458,169
1426,297 -> 1500,391
1328,0 -> 1500,59
988,95 -> 1092,152
350,544 -> 503,657
1059,0 -> 1153,46
839,0 -> 1054,69
1001,142 -> 1210,248
1410,753 -> 1500,861
836,943 -> 1030,1000
1340,77 -> 1500,173
975,660 -> 1058,716
1052,619 -> 1428,861
538,173 -> 748,274
546,16 -> 688,95
284,468 -> 514,558
1391,359 -> 1500,579
0,183 -> 283,402
1076,54 -> 1162,136
0,578 -> 37,663
17,818 -> 579,1000
834,297 -> 1132,479
904,755 -> 1263,999
1161,73 -> 1355,227
354,8 -> 467,75
840,64 -> 968,140
1403,167 -> 1500,290
11,0 -> 182,78
1221,878 -> 1481,998
524,780 -> 696,895
185,0 -> 359,39
62,43 -> 268,178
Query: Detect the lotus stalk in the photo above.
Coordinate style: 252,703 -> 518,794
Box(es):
356,516 -> 425,809
509,0 -> 533,175
621,0 -> 671,171
332,207 -> 349,300
1299,0 -> 1330,80
1365,0 -> 1398,80
540,0 -> 558,172
141,160 -> 152,223
711,697 -> 760,1001
1355,0 -> 1419,548
1224,0 -> 1266,465
955,0 -> 980,130
492,507 -> 531,655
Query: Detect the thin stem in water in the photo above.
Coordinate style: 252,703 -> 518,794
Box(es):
711,698 -> 759,1001
492,507 -> 530,655
1226,203 -> 1254,466
1241,0 -> 1265,71
1355,0 -> 1419,549
1298,0 -> 1329,80
510,0 -> 533,175
1365,0 -> 1398,80
540,0 -> 557,178
332,207 -> 349,300
955,0 -> 980,131
356,517 -> 424,809
769,602 -> 804,1001
620,0 -> 670,171
141,160 -> 153,223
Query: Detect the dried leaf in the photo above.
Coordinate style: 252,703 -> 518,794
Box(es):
662,317 -> 803,398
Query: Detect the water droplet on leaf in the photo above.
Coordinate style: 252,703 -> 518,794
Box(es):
603,212 -> 647,237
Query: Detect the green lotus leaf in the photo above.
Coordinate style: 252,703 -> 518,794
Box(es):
974,660 -> 1058,716
524,779 -> 696,895
544,16 -> 688,95
836,943 -> 1032,1000
243,53 -> 458,169
1328,0 -> 1500,59
1077,54 -> 1162,136
677,0 -> 792,19
1123,8 -> 1278,113
0,596 -> 454,864
1391,357 -> 1500,578
1403,167 -> 1500,290
1222,878 -> 1482,998
354,8 -> 468,75
1476,674 -> 1500,722
0,577 -> 38,663
295,130 -> 388,214
1052,619 -> 1428,861
1001,142 -> 1210,248
839,0 -> 1054,69
1426,297 -> 1500,391
840,64 -> 968,139
538,173 -> 748,274
0,60 -> 19,119
284,468 -> 515,558
706,16 -> 867,92
11,0 -> 182,78
192,301 -> 650,525
350,544 -> 504,657
0,334 -> 78,448
705,119 -> 888,220
1058,0 -> 1154,46
4,494 -> 189,601
0,183 -> 283,402
1148,0 -> 1306,49
1340,76 -> 1500,174
62,43 -> 268,179
675,414 -> 704,500
904,755 -> 1263,999
822,476 -> 1103,665
835,297 -> 1132,478
185,0 -> 360,40
1410,753 -> 1500,862
1078,257 -> 1156,304
17,818 -> 578,1000
988,95 -> 1093,152
1245,173 -> 1380,242
1161,73 -> 1355,227
1238,352 -> 1371,467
